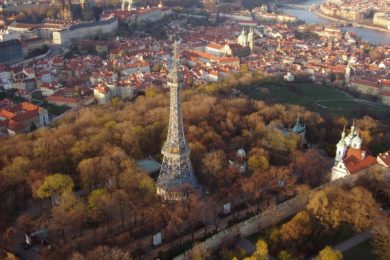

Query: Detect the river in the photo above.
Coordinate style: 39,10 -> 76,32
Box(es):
281,0 -> 390,45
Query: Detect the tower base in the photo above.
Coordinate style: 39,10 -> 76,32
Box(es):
156,184 -> 199,201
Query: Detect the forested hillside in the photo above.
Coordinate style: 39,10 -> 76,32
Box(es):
1,89 -> 389,259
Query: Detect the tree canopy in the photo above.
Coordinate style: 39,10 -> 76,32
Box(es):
37,174 -> 74,201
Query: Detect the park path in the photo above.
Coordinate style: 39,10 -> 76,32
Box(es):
332,209 -> 390,253
333,231 -> 371,252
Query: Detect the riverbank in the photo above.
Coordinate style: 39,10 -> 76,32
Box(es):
280,0 -> 390,44
314,8 -> 390,34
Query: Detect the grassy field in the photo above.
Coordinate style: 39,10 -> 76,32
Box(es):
243,82 -> 390,119
343,239 -> 379,260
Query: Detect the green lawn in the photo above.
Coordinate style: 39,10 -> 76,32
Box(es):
243,82 -> 390,119
343,239 -> 379,260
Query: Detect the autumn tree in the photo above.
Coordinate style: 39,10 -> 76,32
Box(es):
191,243 -> 210,260
355,165 -> 390,205
292,149 -> 330,187
244,239 -> 269,260
51,192 -> 87,242
314,246 -> 342,260
307,186 -> 381,231
88,189 -> 108,211
2,227 -> 17,252
279,210 -> 312,243
241,170 -> 267,213
278,250 -> 295,260
371,214 -> 390,260
248,147 -> 270,172
26,170 -> 47,199
70,245 -> 131,260
1,156 -> 32,207
37,174 -> 74,205
200,150 -> 226,190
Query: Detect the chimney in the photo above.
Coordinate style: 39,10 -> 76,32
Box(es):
361,151 -> 366,160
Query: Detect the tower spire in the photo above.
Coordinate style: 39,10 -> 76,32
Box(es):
351,119 -> 356,135
173,39 -> 178,71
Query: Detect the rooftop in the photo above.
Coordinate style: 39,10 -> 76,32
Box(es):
137,158 -> 161,174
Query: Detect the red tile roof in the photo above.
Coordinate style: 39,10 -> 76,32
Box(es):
344,148 -> 377,174
207,43 -> 224,50
377,151 -> 390,167
350,78 -> 379,88
0,101 -> 44,133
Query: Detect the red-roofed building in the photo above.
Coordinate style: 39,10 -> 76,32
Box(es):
205,43 -> 225,57
379,91 -> 390,105
0,101 -> 49,135
46,87 -> 94,108
377,151 -> 390,168
93,81 -> 134,104
331,122 -> 388,181
342,148 -> 377,174
348,78 -> 380,96
223,43 -> 250,57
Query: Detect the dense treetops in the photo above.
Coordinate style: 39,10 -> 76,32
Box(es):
0,87 -> 389,259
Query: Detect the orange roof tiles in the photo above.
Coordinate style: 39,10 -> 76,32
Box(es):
377,151 -> 390,167
0,101 -> 44,132
207,43 -> 224,50
344,148 -> 377,174
350,78 -> 379,88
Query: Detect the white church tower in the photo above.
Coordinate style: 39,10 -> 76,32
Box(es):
238,28 -> 248,47
345,63 -> 352,83
248,27 -> 254,53
335,127 -> 347,163
344,120 -> 356,147
122,0 -> 134,11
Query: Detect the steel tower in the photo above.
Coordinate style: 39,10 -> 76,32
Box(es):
157,41 -> 197,199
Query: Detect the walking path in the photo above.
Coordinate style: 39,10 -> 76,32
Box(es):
333,209 -> 390,253
333,231 -> 371,252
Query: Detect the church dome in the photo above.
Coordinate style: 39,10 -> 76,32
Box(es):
351,135 -> 362,149
237,149 -> 246,159
344,134 -> 353,146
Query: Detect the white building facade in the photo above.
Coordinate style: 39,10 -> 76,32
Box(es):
53,17 -> 118,46
94,83 -> 134,104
